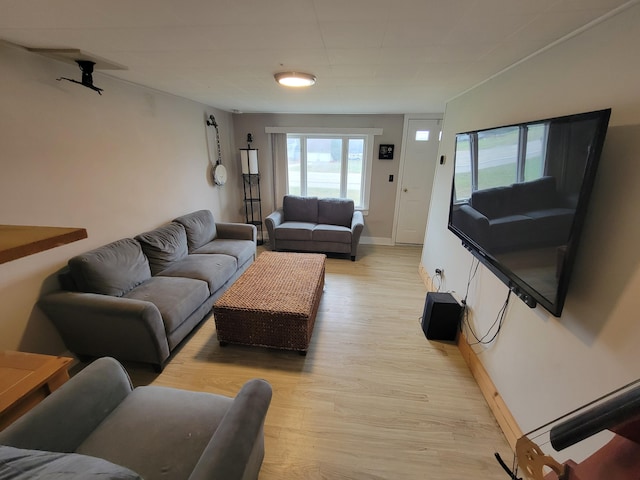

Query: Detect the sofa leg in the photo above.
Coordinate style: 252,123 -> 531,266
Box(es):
153,363 -> 164,373
351,255 -> 356,261
299,350 -> 307,356
219,341 -> 228,347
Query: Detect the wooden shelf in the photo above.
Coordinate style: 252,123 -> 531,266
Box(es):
0,225 -> 87,265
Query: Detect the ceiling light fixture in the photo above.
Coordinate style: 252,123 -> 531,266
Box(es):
274,72 -> 316,87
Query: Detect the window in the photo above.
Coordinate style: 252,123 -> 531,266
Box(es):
523,124 -> 547,181
285,133 -> 374,210
415,130 -> 430,141
454,123 -> 549,202
477,126 -> 519,191
454,134 -> 472,201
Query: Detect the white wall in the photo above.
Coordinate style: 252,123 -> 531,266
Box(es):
0,43 -> 243,354
422,3 -> 640,456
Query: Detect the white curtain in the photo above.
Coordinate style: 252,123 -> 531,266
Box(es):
271,133 -> 288,209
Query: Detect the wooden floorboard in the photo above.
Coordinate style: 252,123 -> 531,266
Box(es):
126,244 -> 514,479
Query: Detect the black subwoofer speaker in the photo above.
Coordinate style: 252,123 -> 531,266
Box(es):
421,292 -> 462,341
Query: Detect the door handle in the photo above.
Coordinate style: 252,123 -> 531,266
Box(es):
403,188 -> 408,192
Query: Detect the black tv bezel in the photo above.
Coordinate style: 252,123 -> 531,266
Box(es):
447,108 -> 612,317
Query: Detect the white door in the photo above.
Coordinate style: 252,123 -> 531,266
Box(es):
395,118 -> 442,244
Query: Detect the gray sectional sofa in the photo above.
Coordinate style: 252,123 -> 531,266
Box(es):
38,210 -> 256,371
265,195 -> 364,261
0,357 -> 272,480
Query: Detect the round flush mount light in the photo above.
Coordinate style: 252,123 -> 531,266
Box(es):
274,71 -> 316,87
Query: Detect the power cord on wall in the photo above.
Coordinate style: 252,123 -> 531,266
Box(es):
433,268 -> 443,292
459,257 -> 511,346
466,289 -> 511,345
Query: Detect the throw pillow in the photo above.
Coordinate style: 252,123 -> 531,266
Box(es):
68,238 -> 151,297
283,195 -> 318,223
174,210 -> 217,252
136,222 -> 189,275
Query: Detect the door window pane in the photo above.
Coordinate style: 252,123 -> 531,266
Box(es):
415,130 -> 430,141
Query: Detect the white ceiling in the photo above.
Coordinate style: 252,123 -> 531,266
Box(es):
0,0 -> 634,114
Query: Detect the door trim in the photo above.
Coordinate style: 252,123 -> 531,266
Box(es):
392,114 -> 443,244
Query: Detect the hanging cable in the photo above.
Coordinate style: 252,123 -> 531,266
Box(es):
432,271 -> 443,292
467,289 -> 511,345
460,257 -> 511,345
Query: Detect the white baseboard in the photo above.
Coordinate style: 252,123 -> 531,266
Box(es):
360,236 -> 394,245
263,235 -> 396,246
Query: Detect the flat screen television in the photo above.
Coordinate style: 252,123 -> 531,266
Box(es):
448,108 -> 611,317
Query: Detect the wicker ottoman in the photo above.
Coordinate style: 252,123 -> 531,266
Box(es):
213,251 -> 325,354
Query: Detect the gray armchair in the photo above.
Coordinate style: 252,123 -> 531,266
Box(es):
0,357 -> 272,480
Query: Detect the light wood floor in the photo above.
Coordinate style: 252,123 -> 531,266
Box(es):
126,244 -> 513,479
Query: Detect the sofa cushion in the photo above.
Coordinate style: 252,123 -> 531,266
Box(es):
488,214 -> 534,250
156,254 -> 237,295
524,208 -> 575,244
0,445 -> 142,480
470,186 -> 513,219
76,386 -> 232,480
192,239 -> 255,266
135,223 -> 189,275
318,198 -> 354,228
511,176 -> 559,213
274,222 -> 315,241
312,224 -> 352,243
283,195 -> 318,223
124,276 -> 209,334
69,239 -> 151,297
174,210 -> 217,252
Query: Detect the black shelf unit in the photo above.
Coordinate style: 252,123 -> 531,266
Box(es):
242,173 -> 264,245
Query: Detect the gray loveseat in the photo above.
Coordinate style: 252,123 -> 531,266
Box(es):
265,195 -> 364,261
452,176 -> 575,253
38,210 -> 256,371
0,357 -> 272,480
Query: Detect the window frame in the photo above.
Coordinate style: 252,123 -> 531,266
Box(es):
455,123 -> 549,203
288,133 -> 367,207
266,127 -> 382,214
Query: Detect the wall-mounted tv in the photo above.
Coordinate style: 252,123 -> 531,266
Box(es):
448,108 -> 611,317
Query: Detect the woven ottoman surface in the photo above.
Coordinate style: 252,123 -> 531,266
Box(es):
213,251 -> 326,352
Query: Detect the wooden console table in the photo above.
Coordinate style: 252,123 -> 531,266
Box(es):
0,351 -> 73,430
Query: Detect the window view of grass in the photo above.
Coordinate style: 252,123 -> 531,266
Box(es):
287,135 -> 364,205
454,124 -> 547,201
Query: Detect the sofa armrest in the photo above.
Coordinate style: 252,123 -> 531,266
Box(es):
188,379 -> 273,480
216,222 -> 257,242
0,357 -> 133,453
454,205 -> 491,247
38,292 -> 170,367
265,209 -> 284,248
350,210 -> 365,259
351,210 -> 364,232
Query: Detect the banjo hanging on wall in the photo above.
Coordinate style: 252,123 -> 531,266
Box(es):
206,114 -> 227,186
